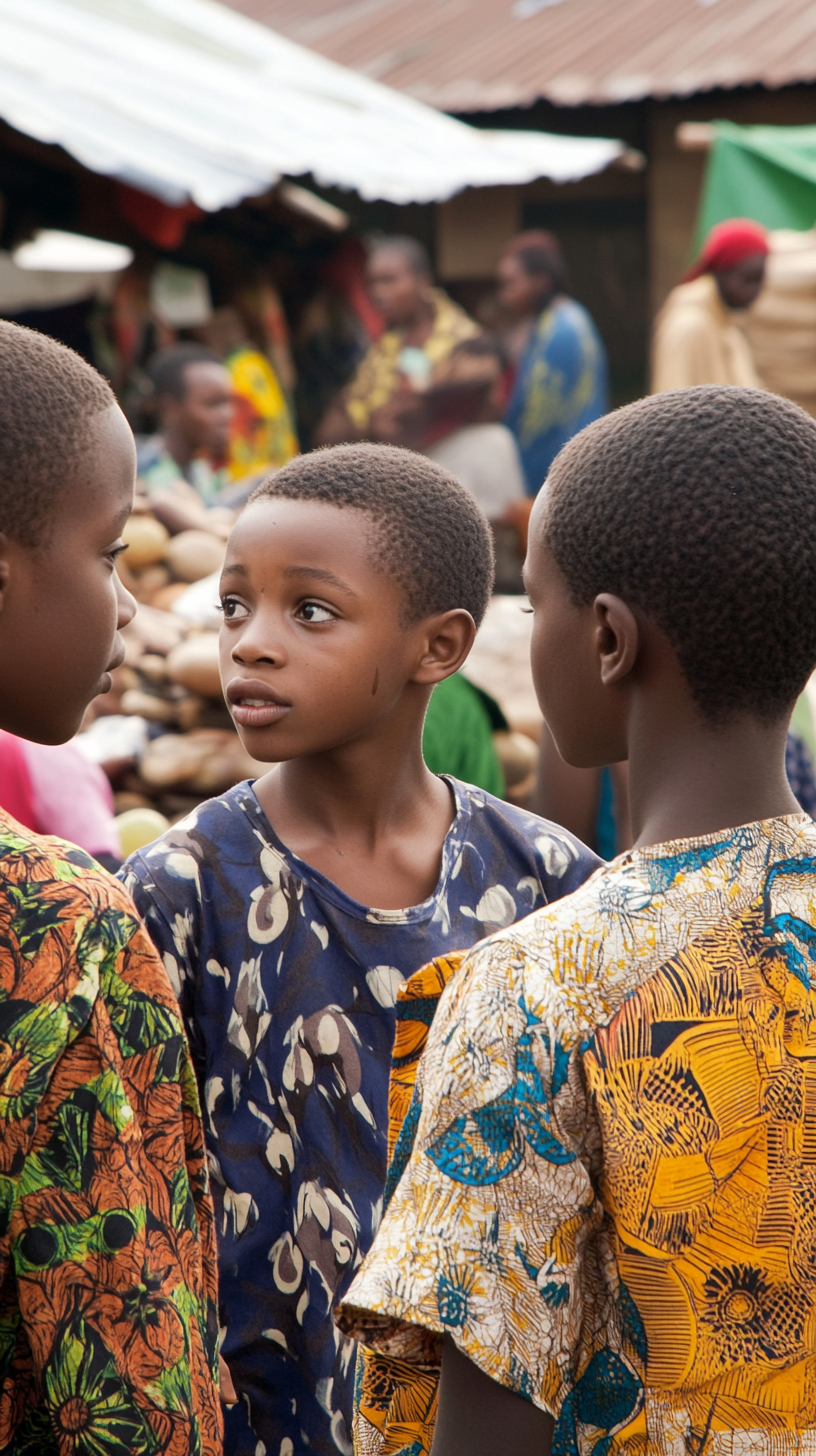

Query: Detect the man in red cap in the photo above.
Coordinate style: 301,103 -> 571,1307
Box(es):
651,218 -> 769,392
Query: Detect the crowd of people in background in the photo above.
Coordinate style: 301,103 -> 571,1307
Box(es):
136,229 -> 610,566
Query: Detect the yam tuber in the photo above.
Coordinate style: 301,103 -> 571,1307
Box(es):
166,530 -> 226,583
122,513 -> 170,569
140,729 -> 267,794
165,635 -> 222,700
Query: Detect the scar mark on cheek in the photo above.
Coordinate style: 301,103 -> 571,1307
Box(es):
372,668 -> 379,696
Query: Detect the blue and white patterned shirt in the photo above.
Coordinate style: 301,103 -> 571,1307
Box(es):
120,776 -> 599,1456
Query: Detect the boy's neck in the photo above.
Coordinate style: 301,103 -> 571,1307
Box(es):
253,730 -> 456,910
627,691 -> 801,850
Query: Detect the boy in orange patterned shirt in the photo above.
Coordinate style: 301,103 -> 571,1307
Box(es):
0,321 -> 221,1455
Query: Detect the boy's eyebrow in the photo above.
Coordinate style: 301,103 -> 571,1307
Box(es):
283,565 -> 360,598
220,562 -> 248,578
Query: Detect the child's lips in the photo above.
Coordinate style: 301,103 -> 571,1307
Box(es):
226,678 -> 291,730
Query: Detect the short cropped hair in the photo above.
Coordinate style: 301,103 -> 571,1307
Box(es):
147,343 -> 223,401
369,235 -> 431,278
503,230 -> 569,294
250,443 -> 494,625
543,385 -> 816,722
0,320 -> 114,547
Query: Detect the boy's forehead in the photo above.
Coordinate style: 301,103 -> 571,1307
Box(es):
228,497 -> 380,571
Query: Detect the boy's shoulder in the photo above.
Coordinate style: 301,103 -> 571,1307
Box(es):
0,809 -> 165,1038
124,776 -> 600,911
0,809 -> 138,926
447,775 -> 600,896
443,812 -> 816,1059
123,779 -> 259,887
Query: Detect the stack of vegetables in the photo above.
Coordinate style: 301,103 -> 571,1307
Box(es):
81,508 -> 266,825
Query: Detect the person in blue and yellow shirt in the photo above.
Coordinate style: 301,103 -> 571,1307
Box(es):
500,230 -> 608,496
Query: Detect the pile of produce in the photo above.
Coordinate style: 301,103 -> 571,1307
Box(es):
115,509 -> 227,611
80,508 -> 266,826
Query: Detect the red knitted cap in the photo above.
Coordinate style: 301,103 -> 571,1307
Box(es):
684,218 -> 770,281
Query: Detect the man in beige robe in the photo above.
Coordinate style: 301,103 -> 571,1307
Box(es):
651,218 -> 769,392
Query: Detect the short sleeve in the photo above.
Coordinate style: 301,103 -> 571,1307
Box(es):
119,847 -> 199,1016
337,929 -> 611,1419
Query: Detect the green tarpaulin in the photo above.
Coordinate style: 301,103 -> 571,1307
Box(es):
694,121 -> 816,253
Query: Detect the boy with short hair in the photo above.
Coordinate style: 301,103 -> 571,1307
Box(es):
0,321 -> 220,1453
339,384 -> 816,1456
120,443 -> 601,1456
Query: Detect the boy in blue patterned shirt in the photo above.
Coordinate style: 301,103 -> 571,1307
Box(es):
121,444 -> 599,1456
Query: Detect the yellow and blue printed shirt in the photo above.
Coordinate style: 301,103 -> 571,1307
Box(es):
339,814 -> 816,1456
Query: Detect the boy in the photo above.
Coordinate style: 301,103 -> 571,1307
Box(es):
120,443 -> 601,1456
339,385 -> 816,1456
0,322 -> 220,1452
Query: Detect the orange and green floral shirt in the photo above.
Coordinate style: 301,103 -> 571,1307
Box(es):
0,811 -> 221,1456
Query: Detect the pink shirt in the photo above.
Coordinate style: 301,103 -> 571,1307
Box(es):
0,731 -> 119,858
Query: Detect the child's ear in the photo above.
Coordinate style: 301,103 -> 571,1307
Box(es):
412,609 -> 476,686
593,593 -> 640,686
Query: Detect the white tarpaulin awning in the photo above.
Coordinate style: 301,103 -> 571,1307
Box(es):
0,0 -> 626,209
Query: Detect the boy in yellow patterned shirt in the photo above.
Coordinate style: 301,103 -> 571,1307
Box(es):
339,385 -> 816,1456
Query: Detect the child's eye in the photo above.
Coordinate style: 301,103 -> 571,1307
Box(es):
108,542 -> 128,564
298,601 -> 335,624
221,597 -> 249,621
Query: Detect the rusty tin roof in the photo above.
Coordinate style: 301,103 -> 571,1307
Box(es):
221,0 -> 816,111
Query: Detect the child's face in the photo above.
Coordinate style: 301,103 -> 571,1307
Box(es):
524,490 -> 630,769
0,405 -> 137,744
219,499 -> 438,761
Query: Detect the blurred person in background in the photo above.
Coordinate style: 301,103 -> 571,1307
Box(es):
138,342 -> 233,503
651,218 -> 769,391
316,235 -> 480,446
137,342 -> 238,533
203,306 -> 298,483
499,230 -> 608,497
423,334 -> 528,591
422,334 -> 525,518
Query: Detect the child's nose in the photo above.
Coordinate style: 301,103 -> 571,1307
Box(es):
231,627 -> 286,668
115,571 -> 137,630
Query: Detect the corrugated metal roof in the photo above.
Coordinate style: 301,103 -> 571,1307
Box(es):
0,0 -> 624,210
221,0 -> 816,111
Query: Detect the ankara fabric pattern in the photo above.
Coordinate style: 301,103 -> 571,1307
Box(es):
340,815 -> 816,1456
120,777 -> 598,1456
0,811 -> 221,1456
353,952 -> 463,1456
